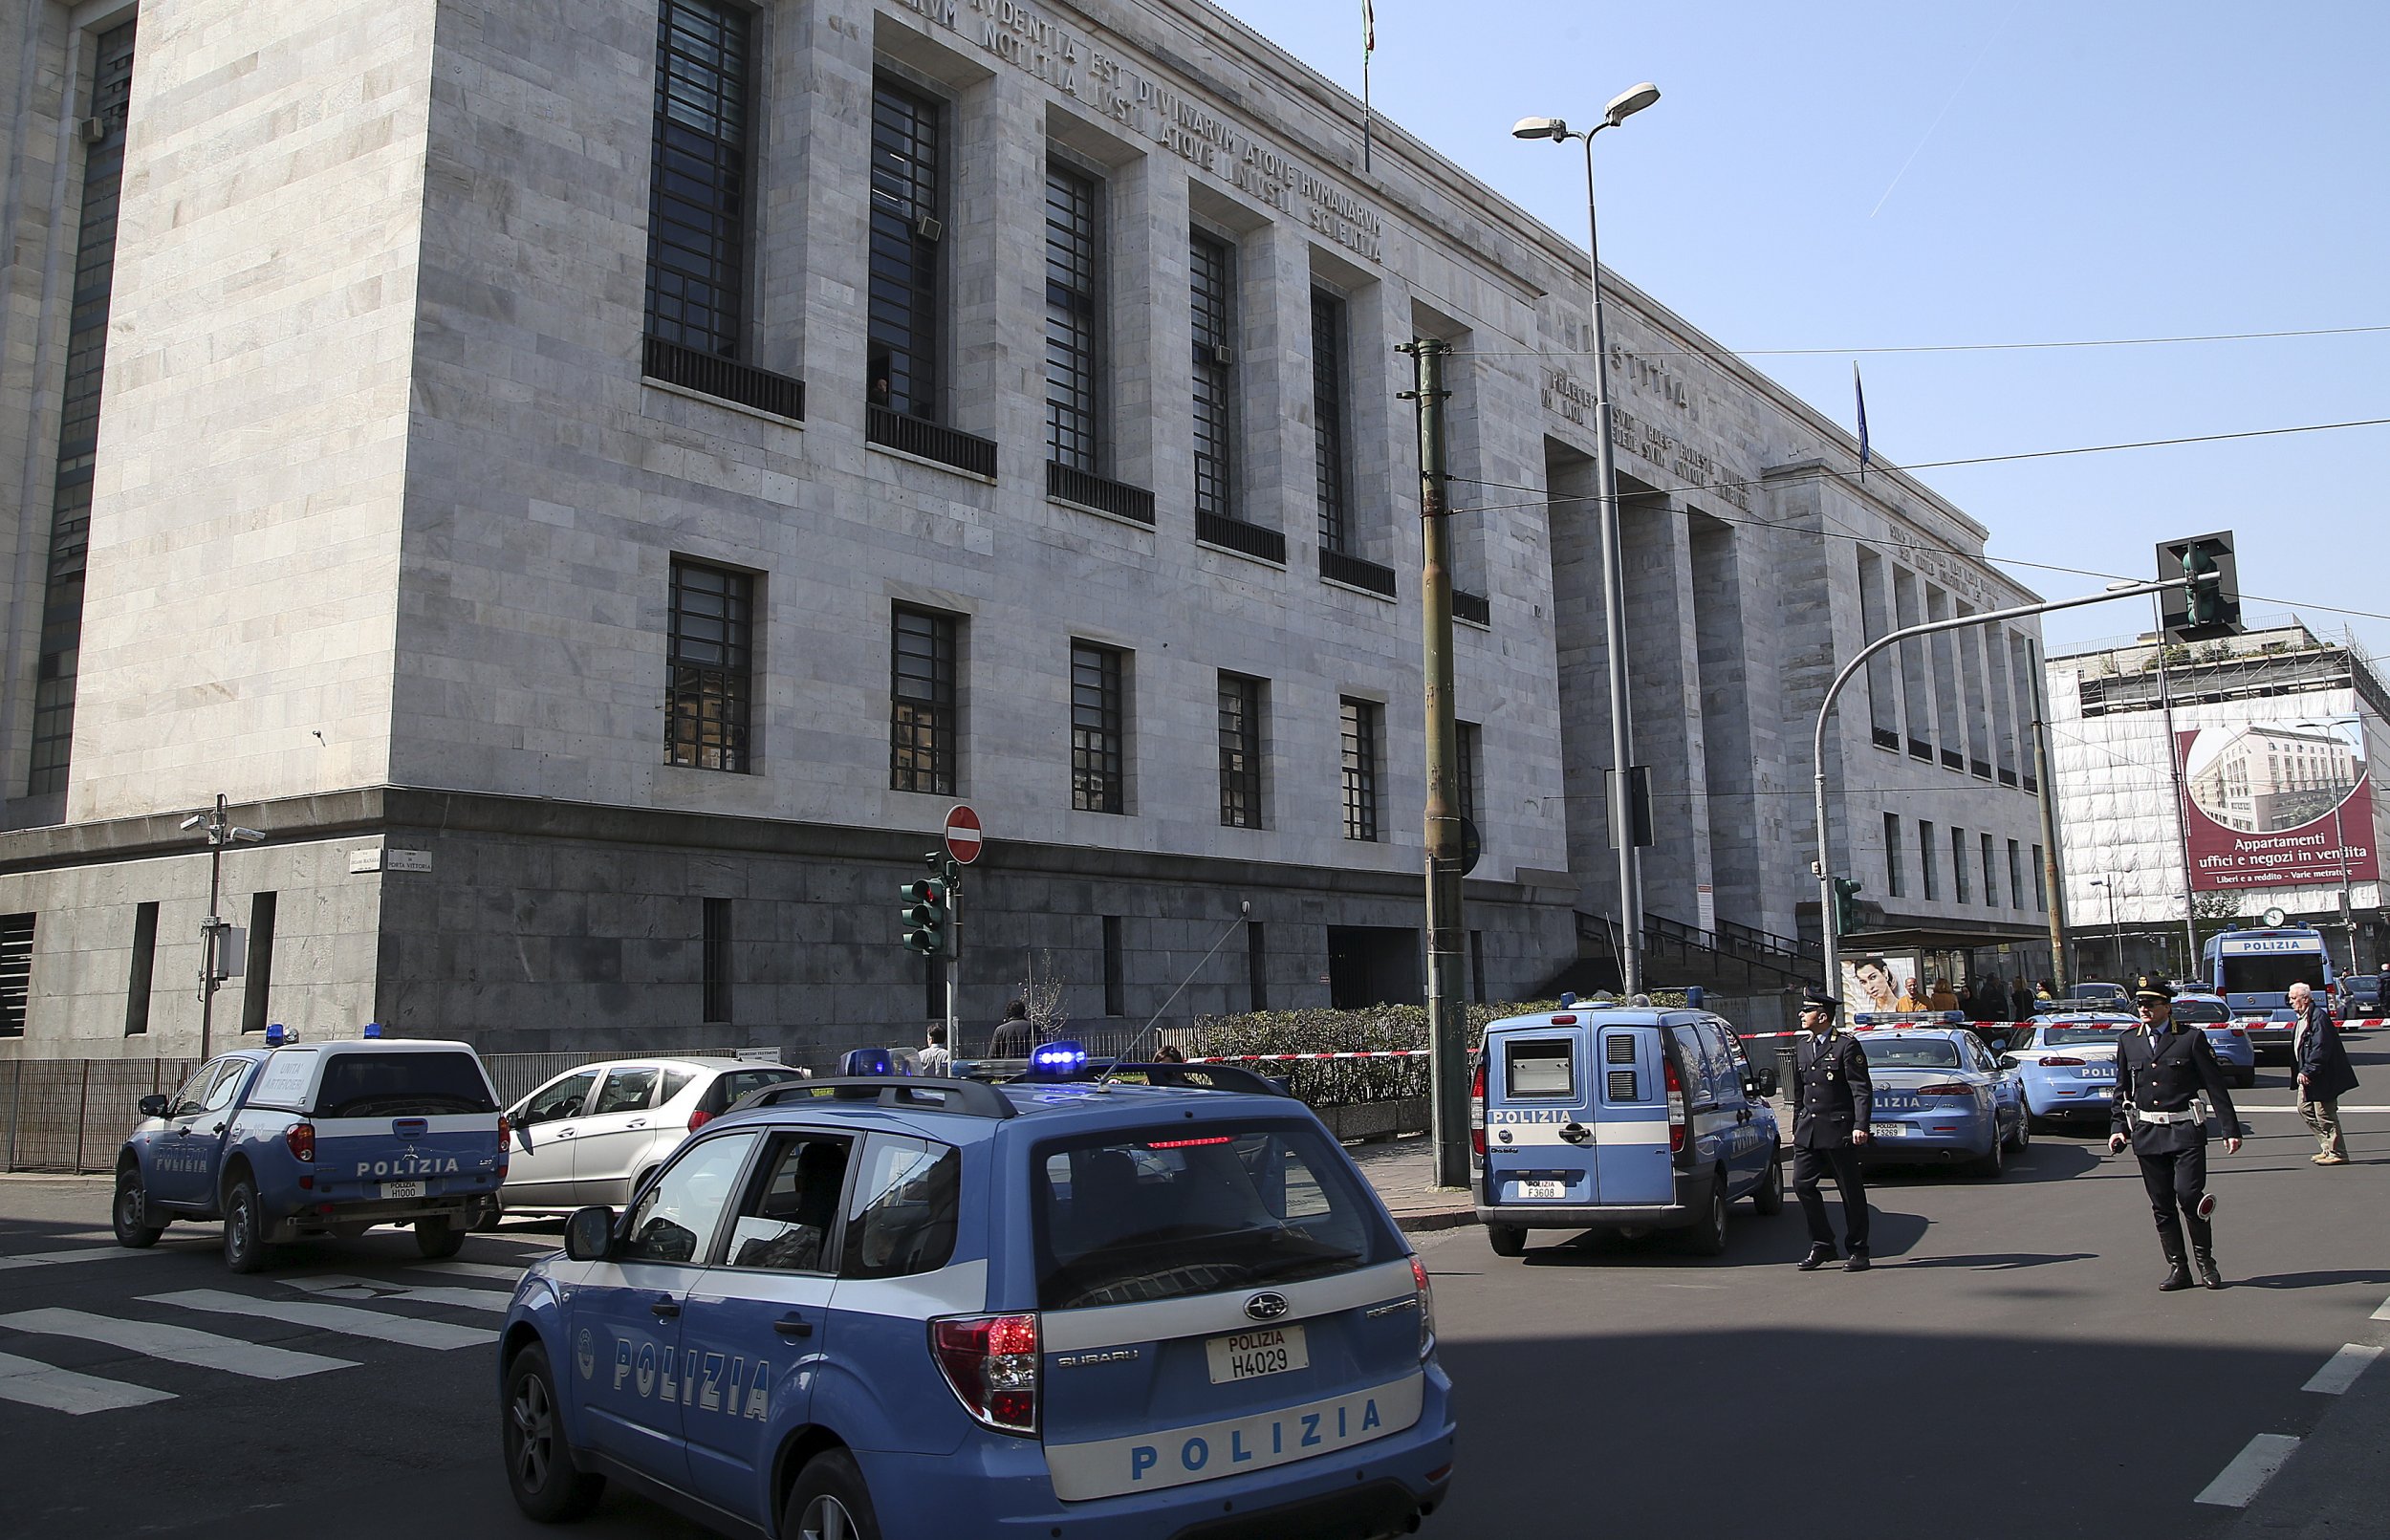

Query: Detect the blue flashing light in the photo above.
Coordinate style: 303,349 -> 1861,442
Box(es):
264,1023 -> 290,1046
1029,1039 -> 1089,1076
361,1021 -> 382,1039
841,1047 -> 895,1077
1558,991 -> 1577,1008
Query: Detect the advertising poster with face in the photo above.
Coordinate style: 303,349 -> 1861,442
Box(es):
1841,951 -> 1923,1015
2179,716 -> 2378,890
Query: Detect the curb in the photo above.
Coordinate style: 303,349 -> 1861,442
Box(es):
1392,1208 -> 1476,1235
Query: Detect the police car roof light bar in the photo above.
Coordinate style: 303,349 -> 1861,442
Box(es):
732,1076 -> 1018,1120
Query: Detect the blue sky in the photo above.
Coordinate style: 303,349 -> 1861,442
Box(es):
1213,0 -> 2390,660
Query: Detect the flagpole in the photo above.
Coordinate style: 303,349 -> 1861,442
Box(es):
1362,0 -> 1374,173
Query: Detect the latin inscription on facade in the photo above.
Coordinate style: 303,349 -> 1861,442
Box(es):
898,0 -> 1384,262
1542,366 -> 1750,512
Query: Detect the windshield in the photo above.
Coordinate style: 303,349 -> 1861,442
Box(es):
1857,1038 -> 1960,1069
1032,1122 -> 1386,1312
311,1052 -> 496,1118
2170,1000 -> 2227,1024
2218,954 -> 2328,995
2039,1026 -> 2127,1047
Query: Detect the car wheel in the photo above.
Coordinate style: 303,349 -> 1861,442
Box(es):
416,1215 -> 467,1259
1969,1128 -> 2006,1179
1487,1224 -> 1526,1257
2005,1106 -> 2032,1152
783,1448 -> 882,1540
113,1167 -> 165,1248
1684,1171 -> 1729,1257
222,1177 -> 268,1274
1752,1145 -> 1785,1214
503,1344 -> 605,1522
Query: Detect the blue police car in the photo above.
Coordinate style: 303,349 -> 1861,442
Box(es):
1848,1026 -> 2027,1177
497,1048 -> 1454,1540
1997,1012 -> 2131,1128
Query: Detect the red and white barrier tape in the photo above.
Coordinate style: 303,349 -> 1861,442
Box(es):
1190,1051 -> 1426,1062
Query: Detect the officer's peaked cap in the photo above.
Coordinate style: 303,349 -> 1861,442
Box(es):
1801,987 -> 1840,1014
2133,982 -> 2175,1005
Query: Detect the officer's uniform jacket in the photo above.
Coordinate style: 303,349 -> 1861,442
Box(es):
2111,1022 -> 2239,1154
1792,1030 -> 1873,1150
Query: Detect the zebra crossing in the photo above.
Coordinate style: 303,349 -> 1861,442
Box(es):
0,1238 -> 549,1417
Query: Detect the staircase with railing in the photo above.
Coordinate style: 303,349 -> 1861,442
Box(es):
1541,908 -> 1822,1000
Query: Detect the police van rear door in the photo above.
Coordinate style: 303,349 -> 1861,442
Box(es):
1482,1025 -> 1598,1205
304,1047 -> 503,1205
1593,1024 -> 1675,1206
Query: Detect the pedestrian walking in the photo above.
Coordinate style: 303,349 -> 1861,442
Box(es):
1897,976 -> 1926,1011
1927,977 -> 1959,1012
988,1000 -> 1032,1058
2109,982 -> 2243,1291
2289,981 -> 2358,1165
1790,987 -> 1874,1272
918,1023 -> 950,1077
1971,972 -> 2008,1023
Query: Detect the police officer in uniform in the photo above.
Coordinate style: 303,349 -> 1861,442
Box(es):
1791,988 -> 1875,1272
2108,982 -> 2243,1291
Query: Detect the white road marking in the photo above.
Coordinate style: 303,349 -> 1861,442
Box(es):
2235,1104 -> 2390,1113
2373,1295 -> 2390,1322
0,1247 -> 155,1271
410,1260 -> 532,1284
2194,1433 -> 2301,1507
0,1308 -> 355,1379
0,1350 -> 173,1415
283,1275 -> 511,1313
2302,1344 -> 2382,1396
141,1290 -> 497,1350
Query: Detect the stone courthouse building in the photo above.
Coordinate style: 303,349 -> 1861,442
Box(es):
0,0 -> 2045,1058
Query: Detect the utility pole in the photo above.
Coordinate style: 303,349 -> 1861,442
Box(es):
2149,607 -> 2202,977
185,793 -> 265,1062
1402,336 -> 1471,1190
2028,642 -> 2072,991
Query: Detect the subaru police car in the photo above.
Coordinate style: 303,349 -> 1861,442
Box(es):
497,1046 -> 1454,1540
113,1025 -> 506,1271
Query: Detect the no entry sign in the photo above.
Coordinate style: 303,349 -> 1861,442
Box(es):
944,803 -> 983,864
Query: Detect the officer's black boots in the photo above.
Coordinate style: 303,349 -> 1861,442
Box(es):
2192,1247 -> 2225,1290
1842,1247 -> 1871,1272
2159,1235 -> 2195,1292
2185,1213 -> 2221,1289
1797,1243 -> 1836,1271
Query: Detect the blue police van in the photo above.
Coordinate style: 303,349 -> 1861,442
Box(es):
1473,999 -> 1782,1257
497,1047 -> 1455,1540
113,1027 -> 507,1270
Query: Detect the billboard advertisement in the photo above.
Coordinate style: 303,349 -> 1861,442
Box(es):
2179,716 -> 2379,891
1841,951 -> 1924,1015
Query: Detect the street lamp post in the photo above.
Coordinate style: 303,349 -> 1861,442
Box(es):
183,793 -> 265,1062
1514,81 -> 1660,995
2087,876 -> 2122,978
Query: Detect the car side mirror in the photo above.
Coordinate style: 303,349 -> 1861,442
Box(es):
1752,1069 -> 1779,1098
563,1205 -> 617,1262
138,1094 -> 168,1117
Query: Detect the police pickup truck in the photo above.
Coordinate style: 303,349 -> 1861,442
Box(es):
112,1027 -> 509,1272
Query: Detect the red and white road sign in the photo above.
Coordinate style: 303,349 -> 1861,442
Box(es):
944,803 -> 983,864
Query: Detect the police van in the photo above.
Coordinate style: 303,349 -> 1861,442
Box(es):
114,1026 -> 508,1271
497,1046 -> 1455,1540
1473,998 -> 1782,1257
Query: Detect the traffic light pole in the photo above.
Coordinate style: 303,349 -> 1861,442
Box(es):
945,859 -> 960,1053
1814,575 -> 2190,987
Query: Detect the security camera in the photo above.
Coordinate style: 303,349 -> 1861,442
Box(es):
180,814 -> 206,831
230,827 -> 266,844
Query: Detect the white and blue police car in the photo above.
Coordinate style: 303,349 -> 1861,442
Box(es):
497,1045 -> 1455,1540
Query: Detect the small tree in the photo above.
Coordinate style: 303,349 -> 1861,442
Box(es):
1019,949 -> 1069,1040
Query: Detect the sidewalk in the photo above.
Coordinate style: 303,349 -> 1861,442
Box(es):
1346,1134 -> 1475,1233
2226,1348 -> 2390,1538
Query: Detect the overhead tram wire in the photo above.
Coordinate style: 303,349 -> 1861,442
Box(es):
1445,322 -> 2390,362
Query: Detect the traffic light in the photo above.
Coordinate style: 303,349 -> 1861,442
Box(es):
1832,877 -> 1863,938
2157,531 -> 2242,642
900,877 -> 950,956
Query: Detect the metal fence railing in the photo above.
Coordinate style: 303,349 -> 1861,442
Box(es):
4,1058 -> 199,1174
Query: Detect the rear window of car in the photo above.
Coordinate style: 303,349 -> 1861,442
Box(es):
1032,1121 -> 1388,1312
310,1052 -> 496,1118
2040,1026 -> 2125,1047
2171,1001 -> 2227,1024
1860,1037 -> 1960,1068
706,1068 -> 803,1114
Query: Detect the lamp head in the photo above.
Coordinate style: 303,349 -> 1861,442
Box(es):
180,813 -> 206,831
1602,82 -> 1661,125
1510,115 -> 1568,141
230,827 -> 266,844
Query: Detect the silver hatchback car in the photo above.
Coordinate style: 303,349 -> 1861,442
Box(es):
498,1058 -> 805,1216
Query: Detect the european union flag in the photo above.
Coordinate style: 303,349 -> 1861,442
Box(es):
1854,362 -> 1870,481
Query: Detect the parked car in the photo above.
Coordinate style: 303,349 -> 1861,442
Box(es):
2336,974 -> 2382,1026
496,1052 -> 1454,1540
2240,1009 -> 2298,1065
1847,1025 -> 2027,1176
499,1058 -> 806,1217
2168,993 -> 2257,1087
1473,1000 -> 1783,1257
114,1029 -> 506,1270
2000,1014 -> 2132,1129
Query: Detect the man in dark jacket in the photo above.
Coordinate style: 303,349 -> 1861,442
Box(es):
1791,988 -> 1874,1272
2109,983 -> 2243,1291
987,1000 -> 1032,1058
2290,981 -> 2358,1164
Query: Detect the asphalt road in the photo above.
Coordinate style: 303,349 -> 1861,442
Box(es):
2,1042 -> 2384,1540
